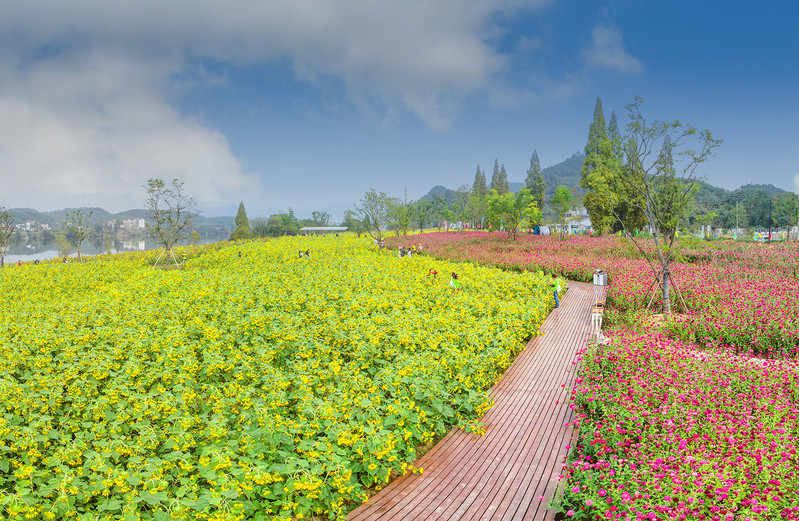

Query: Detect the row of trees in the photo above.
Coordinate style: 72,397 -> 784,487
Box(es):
229,206 -> 335,239
347,153 -> 578,244
690,183 -> 799,232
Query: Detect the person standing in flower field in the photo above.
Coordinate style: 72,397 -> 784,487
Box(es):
450,272 -> 460,291
551,274 -> 560,308
427,269 -> 438,282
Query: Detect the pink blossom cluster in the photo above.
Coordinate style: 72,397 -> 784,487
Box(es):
388,232 -> 799,519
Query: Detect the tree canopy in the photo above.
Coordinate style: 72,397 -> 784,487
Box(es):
486,188 -> 540,241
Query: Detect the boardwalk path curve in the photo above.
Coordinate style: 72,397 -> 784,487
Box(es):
348,282 -> 596,521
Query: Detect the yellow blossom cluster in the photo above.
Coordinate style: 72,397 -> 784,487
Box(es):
0,235 -> 553,519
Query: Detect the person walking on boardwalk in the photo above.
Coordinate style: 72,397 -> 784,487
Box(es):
551,274 -> 561,308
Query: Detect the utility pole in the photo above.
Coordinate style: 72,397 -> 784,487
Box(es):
768,197 -> 773,243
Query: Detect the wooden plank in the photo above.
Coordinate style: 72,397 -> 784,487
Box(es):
348,282 -> 596,521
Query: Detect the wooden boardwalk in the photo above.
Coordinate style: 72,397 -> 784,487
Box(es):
348,282 -> 596,521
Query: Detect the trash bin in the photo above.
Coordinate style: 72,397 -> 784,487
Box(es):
593,269 -> 608,286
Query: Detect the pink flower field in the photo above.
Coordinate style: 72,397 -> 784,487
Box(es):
388,232 -> 799,520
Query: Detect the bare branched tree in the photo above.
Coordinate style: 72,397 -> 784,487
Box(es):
64,209 -> 93,262
354,189 -> 396,243
0,209 -> 15,267
145,178 -> 198,266
615,97 -> 722,316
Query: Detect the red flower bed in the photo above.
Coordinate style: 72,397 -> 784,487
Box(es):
388,232 -> 799,519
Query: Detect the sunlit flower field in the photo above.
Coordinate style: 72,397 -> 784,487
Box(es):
0,236 -> 554,520
391,231 -> 799,520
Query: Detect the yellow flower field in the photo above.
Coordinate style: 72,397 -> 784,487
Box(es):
0,236 -> 556,520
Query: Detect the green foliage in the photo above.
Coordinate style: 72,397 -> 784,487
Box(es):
581,98 -> 645,235
0,208 -> 15,267
524,150 -> 546,209
617,96 -> 722,314
55,232 -> 72,258
266,214 -> 285,236
388,200 -> 411,237
472,165 -> 488,196
64,209 -> 94,261
355,189 -> 397,241
230,202 -> 251,240
775,192 -> 799,231
409,199 -> 432,232
312,210 -> 331,226
486,188 -> 541,241
430,194 -> 448,229
452,185 -> 472,231
490,159 -> 509,195
145,178 -> 199,261
468,192 -> 488,229
551,185 -> 573,238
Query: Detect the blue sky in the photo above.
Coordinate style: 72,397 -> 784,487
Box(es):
0,0 -> 797,219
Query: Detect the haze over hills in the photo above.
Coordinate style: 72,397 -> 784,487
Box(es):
3,151 -> 792,228
420,153 -> 791,217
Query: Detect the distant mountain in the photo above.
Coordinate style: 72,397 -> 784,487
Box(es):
1,190 -> 145,214
419,185 -> 459,206
541,153 -> 586,201
422,152 -> 587,206
7,206 -> 234,233
694,182 -> 789,207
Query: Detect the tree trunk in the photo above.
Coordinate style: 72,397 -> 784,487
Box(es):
661,267 -> 671,316
651,225 -> 673,317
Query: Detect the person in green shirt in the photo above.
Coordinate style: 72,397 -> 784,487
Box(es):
551,274 -> 561,308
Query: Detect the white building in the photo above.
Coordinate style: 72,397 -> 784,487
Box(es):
121,218 -> 146,230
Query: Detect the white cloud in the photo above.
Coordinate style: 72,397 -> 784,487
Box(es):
583,22 -> 643,74
0,0 -> 549,128
0,53 -> 257,202
0,0 -> 554,204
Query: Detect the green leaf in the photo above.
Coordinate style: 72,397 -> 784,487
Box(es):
141,491 -> 169,506
97,499 -> 122,512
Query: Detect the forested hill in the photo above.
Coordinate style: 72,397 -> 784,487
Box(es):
693,182 -> 791,228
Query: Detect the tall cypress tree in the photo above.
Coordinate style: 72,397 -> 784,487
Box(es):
472,165 -> 488,195
607,111 -> 623,162
499,164 -> 509,195
580,97 -> 615,234
231,201 -> 251,240
581,97 -> 607,185
525,150 -> 546,208
490,159 -> 501,193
